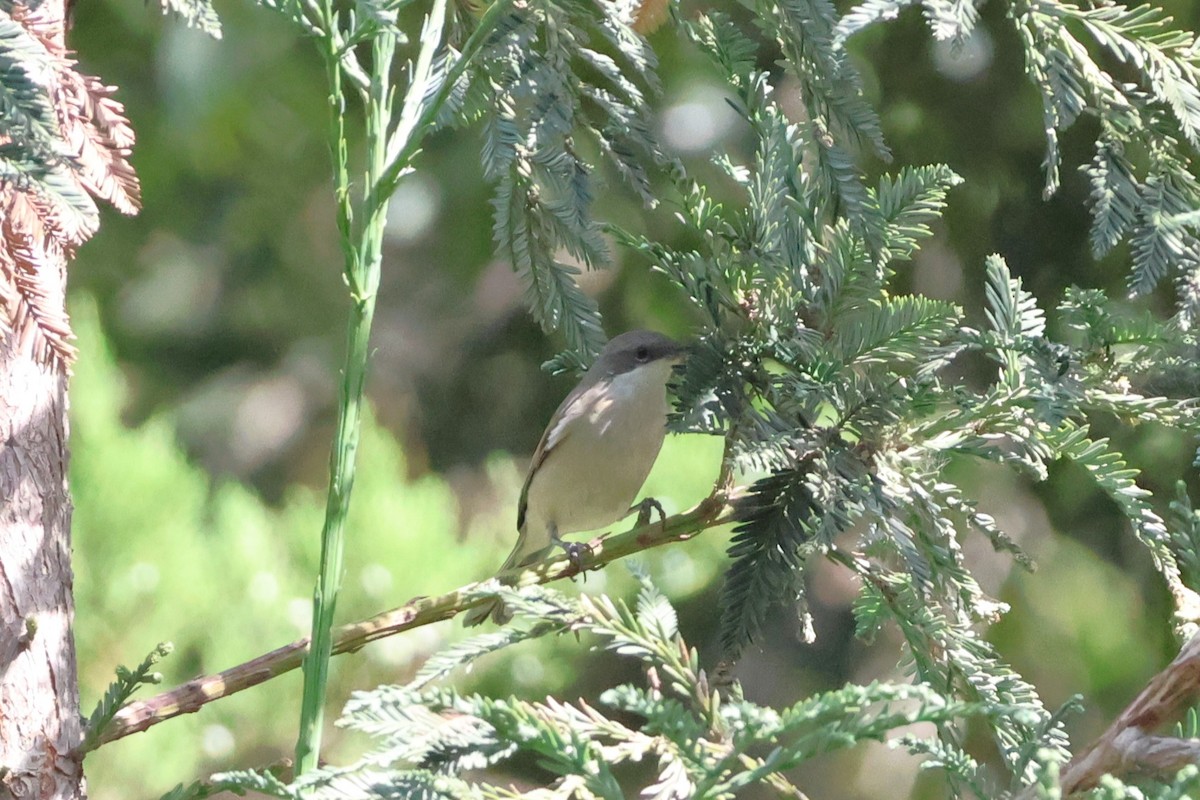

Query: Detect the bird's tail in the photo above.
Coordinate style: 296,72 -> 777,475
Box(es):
463,528 -> 545,627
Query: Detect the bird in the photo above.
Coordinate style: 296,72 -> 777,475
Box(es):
464,330 -> 688,626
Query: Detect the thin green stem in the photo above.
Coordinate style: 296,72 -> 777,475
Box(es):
294,0 -> 505,776
294,11 -> 395,777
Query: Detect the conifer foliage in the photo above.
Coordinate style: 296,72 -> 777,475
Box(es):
0,9 -> 140,366
48,0 -> 1200,796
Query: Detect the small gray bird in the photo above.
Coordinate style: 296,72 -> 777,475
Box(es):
464,330 -> 687,626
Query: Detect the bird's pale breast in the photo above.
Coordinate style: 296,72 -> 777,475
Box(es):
522,359 -> 673,540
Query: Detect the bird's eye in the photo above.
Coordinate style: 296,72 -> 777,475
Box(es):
635,345 -> 650,362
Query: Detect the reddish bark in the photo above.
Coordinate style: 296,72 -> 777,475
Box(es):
0,3 -> 138,798
0,292 -> 80,799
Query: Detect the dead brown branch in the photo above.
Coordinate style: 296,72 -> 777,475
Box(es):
1013,631 -> 1200,797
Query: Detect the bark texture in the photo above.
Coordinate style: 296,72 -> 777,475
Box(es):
0,2 -> 139,798
0,294 -> 80,799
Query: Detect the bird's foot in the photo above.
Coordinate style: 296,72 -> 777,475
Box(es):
634,497 -> 667,531
553,537 -> 592,579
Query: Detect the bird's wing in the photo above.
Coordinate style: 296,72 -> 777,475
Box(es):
517,376 -> 605,531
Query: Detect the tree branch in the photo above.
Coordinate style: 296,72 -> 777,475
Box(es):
1017,630 -> 1200,797
90,489 -> 741,749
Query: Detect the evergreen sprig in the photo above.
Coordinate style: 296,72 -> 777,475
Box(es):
719,464 -> 826,659
155,0 -> 222,37
600,10 -> 1200,792
462,0 -> 673,362
756,0 -> 891,218
835,0 -> 1200,316
158,770 -> 295,800
208,576 -> 997,800
1168,482 -> 1200,594
0,17 -> 101,233
1020,0 -> 1200,307
81,642 -> 172,754
0,17 -> 64,156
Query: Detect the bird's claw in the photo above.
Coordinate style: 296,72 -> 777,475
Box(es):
555,539 -> 592,579
635,497 -> 667,531
564,540 -> 589,567
549,537 -> 590,582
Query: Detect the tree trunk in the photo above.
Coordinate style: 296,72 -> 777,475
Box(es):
0,0 -> 138,795
0,309 -> 81,799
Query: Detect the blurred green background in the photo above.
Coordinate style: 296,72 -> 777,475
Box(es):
66,1 -> 1199,798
